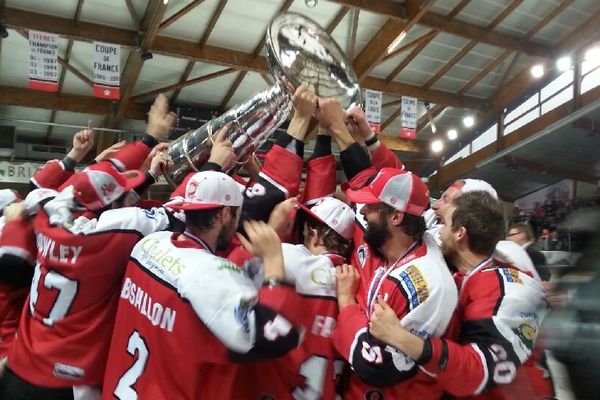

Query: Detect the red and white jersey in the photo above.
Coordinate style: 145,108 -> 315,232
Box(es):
7,206 -> 172,387
103,231 -> 306,400
420,258 -> 547,399
232,243 -> 345,400
0,218 -> 36,357
334,232 -> 458,400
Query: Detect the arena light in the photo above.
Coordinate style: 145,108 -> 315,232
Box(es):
556,56 -> 571,72
447,129 -> 458,140
431,139 -> 444,153
387,31 -> 407,54
530,64 -> 544,79
463,116 -> 475,128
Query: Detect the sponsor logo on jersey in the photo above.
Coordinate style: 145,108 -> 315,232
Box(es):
138,237 -> 186,277
514,323 -> 536,350
399,265 -> 429,309
218,261 -> 245,275
357,244 -> 368,267
501,268 -> 522,284
310,267 -> 336,289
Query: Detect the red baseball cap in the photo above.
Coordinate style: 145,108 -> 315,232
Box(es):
168,171 -> 244,211
346,168 -> 429,216
61,162 -> 146,211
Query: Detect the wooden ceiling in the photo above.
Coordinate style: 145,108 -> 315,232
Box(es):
1,0 -> 600,162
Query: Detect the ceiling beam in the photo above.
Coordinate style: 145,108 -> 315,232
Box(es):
100,0 -> 167,152
364,76 -> 487,110
498,156 -> 596,184
1,85 -> 146,119
327,0 -> 552,58
159,0 -> 206,32
384,29 -> 435,82
378,135 -> 427,153
2,7 -> 486,110
124,0 -> 140,29
352,0 -> 435,80
172,0 -> 228,103
132,68 -> 236,101
382,30 -> 436,63
347,8 -> 359,59
326,6 -> 349,34
381,108 -> 401,131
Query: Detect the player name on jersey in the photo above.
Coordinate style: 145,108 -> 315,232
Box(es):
120,277 -> 177,333
36,233 -> 83,264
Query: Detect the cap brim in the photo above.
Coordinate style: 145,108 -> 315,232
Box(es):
167,201 -> 225,211
297,202 -> 328,227
346,188 -> 380,204
121,170 -> 147,191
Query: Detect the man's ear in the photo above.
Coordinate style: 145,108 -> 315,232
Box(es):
455,226 -> 467,243
389,209 -> 405,227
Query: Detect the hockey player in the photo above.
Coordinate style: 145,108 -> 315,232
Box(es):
102,171 -> 306,400
369,191 -> 547,399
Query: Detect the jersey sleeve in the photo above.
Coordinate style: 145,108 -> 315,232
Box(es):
301,154 -> 337,205
0,218 -> 36,288
420,269 -> 545,396
333,292 -> 419,387
241,144 -> 303,223
370,142 -> 405,171
176,254 -> 306,359
95,206 -> 174,236
107,134 -> 157,171
30,159 -> 75,190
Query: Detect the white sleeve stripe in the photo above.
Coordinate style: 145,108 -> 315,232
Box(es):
0,246 -> 35,264
258,171 -> 289,198
109,158 -> 126,172
471,343 -> 490,395
348,327 -> 368,366
58,160 -> 66,171
30,176 -> 41,188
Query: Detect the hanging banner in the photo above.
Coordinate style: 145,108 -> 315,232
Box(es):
93,41 -> 121,99
364,89 -> 383,133
400,96 -> 418,140
28,30 -> 59,92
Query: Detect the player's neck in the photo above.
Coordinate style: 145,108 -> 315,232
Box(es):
305,238 -> 328,256
382,232 -> 415,266
454,249 -> 489,274
181,226 -> 219,253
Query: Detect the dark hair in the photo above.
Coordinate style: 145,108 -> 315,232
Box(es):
379,203 -> 426,240
509,222 -> 534,241
185,206 -> 239,232
451,191 -> 505,255
305,217 -> 353,259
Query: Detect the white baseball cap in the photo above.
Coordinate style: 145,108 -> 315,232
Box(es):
168,171 -> 243,211
298,197 -> 355,240
454,178 -> 498,200
0,189 -> 19,211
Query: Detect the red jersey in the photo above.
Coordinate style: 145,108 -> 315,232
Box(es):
8,205 -> 172,387
102,231 -> 306,400
0,218 -> 36,357
420,258 -> 548,399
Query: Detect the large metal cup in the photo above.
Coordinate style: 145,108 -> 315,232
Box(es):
164,12 -> 363,186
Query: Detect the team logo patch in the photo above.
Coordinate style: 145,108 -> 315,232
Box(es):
234,300 -> 252,333
501,268 -> 522,284
399,265 -> 429,309
356,245 -> 368,267
514,323 -> 537,350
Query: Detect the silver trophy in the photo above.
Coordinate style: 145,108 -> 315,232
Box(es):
164,11 -> 363,186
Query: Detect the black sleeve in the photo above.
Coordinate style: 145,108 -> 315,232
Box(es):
339,142 -> 372,181
0,254 -> 34,288
134,172 -> 157,195
309,134 -> 332,160
140,133 -> 159,149
229,304 -> 302,362
275,132 -> 304,158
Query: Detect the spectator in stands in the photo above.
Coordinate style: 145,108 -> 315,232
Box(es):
508,222 -> 549,280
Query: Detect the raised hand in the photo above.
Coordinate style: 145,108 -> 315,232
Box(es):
267,198 -> 298,240
94,140 -> 127,163
292,84 -> 318,119
237,220 -> 285,280
68,120 -> 95,162
147,94 -> 177,140
314,98 -> 346,131
346,105 -> 373,139
208,124 -> 236,170
3,201 -> 27,221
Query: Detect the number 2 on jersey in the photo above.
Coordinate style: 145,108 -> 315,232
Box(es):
29,262 -> 78,326
114,331 -> 149,400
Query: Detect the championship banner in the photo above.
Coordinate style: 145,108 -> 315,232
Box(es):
400,96 -> 417,140
93,42 -> 121,99
28,31 -> 59,92
364,89 -> 383,133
